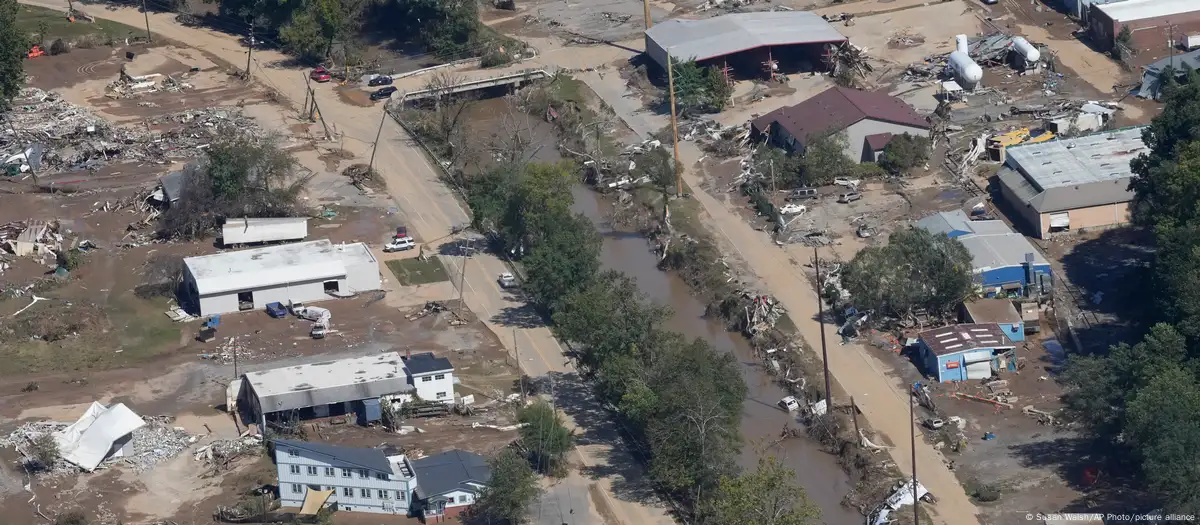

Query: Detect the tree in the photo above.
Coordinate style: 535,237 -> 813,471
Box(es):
552,270 -> 671,374
0,0 -> 25,113
841,228 -> 974,318
29,432 -> 60,471
279,7 -> 326,62
798,132 -> 855,186
1124,367 -> 1200,514
709,456 -> 821,525
877,133 -> 931,175
53,511 -> 88,525
669,59 -> 734,116
469,449 -> 539,524
517,400 -> 575,475
1130,71 -> 1200,233
640,147 -> 681,195
521,210 -> 601,308
1112,25 -> 1134,61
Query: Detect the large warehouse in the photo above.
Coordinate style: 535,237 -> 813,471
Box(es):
643,11 -> 847,76
996,127 -> 1146,239
1088,0 -> 1200,52
241,352 -> 414,427
182,239 -> 381,316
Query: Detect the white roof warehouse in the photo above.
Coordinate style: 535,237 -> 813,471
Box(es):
242,352 -> 414,425
182,239 -> 381,316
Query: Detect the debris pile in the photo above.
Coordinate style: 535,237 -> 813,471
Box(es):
0,220 -> 63,257
745,293 -> 786,337
0,421 -> 77,476
194,433 -> 263,467
126,416 -> 195,472
105,69 -> 194,99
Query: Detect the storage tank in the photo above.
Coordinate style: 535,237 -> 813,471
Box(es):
1011,37 -> 1040,63
955,34 -> 969,54
948,51 -> 983,85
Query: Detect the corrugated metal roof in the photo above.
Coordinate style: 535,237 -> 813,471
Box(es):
1137,49 -> 1200,99
184,239 -> 375,296
645,11 -> 846,63
917,210 -> 974,236
246,352 -> 414,414
1095,0 -> 1199,22
1000,127 -> 1145,212
918,323 -> 1014,356
963,299 -> 1023,325
958,233 -> 1049,272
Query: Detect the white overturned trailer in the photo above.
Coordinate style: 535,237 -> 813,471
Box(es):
222,217 -> 308,246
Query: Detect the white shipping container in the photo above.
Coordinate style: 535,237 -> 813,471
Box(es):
222,217 -> 309,246
1186,34 -> 1200,50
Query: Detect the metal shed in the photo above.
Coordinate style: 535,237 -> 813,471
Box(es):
643,11 -> 846,70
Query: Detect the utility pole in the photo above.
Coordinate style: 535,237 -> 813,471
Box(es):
140,0 -> 152,43
814,246 -> 832,406
457,244 -> 470,313
369,104 -> 388,172
770,159 -> 776,207
911,385 -> 920,525
515,327 -> 526,403
851,395 -> 860,441
642,0 -> 653,30
667,53 -> 683,197
244,21 -> 254,80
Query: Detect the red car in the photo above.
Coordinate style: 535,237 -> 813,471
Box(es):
310,67 -> 332,83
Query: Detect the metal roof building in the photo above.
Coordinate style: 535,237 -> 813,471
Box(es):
915,211 -> 1052,293
643,12 -> 846,71
1088,0 -> 1200,51
1094,0 -> 1198,22
1136,48 -> 1200,99
243,352 -> 413,421
996,127 -> 1146,238
182,239 -> 381,315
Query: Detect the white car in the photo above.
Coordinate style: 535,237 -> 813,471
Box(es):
780,396 -> 800,412
779,203 -> 808,215
383,237 -> 415,252
833,177 -> 861,190
498,272 -> 518,289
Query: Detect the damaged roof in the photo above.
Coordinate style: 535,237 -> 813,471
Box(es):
245,352 -> 413,414
753,87 -> 929,148
918,323 -> 1014,356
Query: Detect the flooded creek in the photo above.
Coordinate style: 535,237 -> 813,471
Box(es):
464,99 -> 860,524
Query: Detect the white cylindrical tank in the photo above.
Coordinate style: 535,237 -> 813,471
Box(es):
955,34 -> 969,54
948,51 -> 983,84
1011,37 -> 1040,63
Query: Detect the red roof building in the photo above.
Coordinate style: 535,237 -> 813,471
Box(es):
751,87 -> 930,163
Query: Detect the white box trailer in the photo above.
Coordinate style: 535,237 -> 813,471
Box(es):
222,217 -> 308,246
1186,34 -> 1200,51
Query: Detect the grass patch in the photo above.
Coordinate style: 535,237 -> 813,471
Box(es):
386,257 -> 451,286
18,4 -> 143,44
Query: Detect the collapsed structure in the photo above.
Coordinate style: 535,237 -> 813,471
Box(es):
55,402 -> 145,471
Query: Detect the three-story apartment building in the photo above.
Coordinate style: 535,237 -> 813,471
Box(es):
275,440 -> 417,515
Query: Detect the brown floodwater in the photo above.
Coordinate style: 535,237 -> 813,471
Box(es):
465,99 -> 860,524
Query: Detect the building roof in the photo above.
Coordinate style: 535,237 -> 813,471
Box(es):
865,132 -> 895,151
404,352 -> 454,375
276,440 -> 395,474
245,352 -> 413,414
412,449 -> 491,499
917,210 -> 1017,237
753,87 -> 929,148
958,233 -> 1050,272
1000,127 -> 1146,213
184,240 -> 374,296
645,11 -> 846,65
963,299 -> 1023,325
160,170 -> 185,203
1094,0 -> 1198,22
918,323 -> 1015,356
1137,49 -> 1200,99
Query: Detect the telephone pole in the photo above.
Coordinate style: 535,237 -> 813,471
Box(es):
457,243 -> 470,313
667,53 -> 683,196
642,0 -> 653,30
369,104 -> 388,171
814,246 -> 832,406
911,385 -> 920,525
244,21 -> 254,79
140,0 -> 152,43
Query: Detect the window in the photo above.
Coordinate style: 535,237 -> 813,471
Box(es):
306,466 -> 318,476
342,487 -> 353,497
289,465 -> 301,475
458,495 -> 468,503
326,486 -> 335,492
342,468 -> 352,478
436,392 -> 448,399
324,467 -> 335,477
292,484 -> 302,494
379,490 -> 390,499
376,473 -> 388,481
287,448 -> 299,457
434,374 -> 445,380
397,491 -> 406,501
421,376 -> 432,382
358,469 -> 368,479
361,488 -> 371,499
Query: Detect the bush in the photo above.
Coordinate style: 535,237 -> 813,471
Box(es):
49,38 -> 69,56
30,433 -> 61,471
877,133 -> 931,175
480,48 -> 513,68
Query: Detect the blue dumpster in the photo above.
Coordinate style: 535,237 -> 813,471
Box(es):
358,398 -> 383,425
266,302 -> 287,318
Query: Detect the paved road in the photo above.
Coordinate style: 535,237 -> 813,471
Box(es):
18,2 -> 667,524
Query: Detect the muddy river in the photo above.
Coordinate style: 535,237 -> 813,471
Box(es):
464,99 -> 859,524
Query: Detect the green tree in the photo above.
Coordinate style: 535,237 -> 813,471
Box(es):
517,400 -> 575,475
877,133 -> 931,175
279,7 -> 326,62
551,270 -> 671,374
1130,70 -> 1200,233
521,210 -> 601,308
469,449 -> 540,524
639,147 -> 681,195
1125,367 -> 1200,514
0,0 -> 25,113
669,59 -> 734,116
798,132 -> 855,186
842,228 -> 975,318
1150,224 -> 1200,340
709,456 -> 821,525
1112,25 -> 1134,60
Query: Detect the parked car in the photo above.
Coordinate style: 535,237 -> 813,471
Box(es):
779,203 -> 807,215
384,237 -> 415,252
786,188 -> 818,201
310,67 -> 332,83
394,225 -> 410,239
498,272 -> 518,289
370,86 -> 398,101
368,75 -> 393,87
838,192 -> 862,204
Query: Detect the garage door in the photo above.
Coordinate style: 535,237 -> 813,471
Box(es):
963,350 -> 994,380
1049,213 -> 1070,229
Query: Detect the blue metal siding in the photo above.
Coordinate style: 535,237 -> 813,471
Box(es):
999,322 -> 1024,342
979,263 -> 1053,288
936,353 -> 968,382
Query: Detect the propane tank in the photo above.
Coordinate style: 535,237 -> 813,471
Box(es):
948,51 -> 983,85
955,34 -> 969,55
1011,37 -> 1040,63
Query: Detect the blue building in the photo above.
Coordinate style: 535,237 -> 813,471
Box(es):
916,210 -> 1052,295
917,323 -> 1018,383
961,299 -> 1025,342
